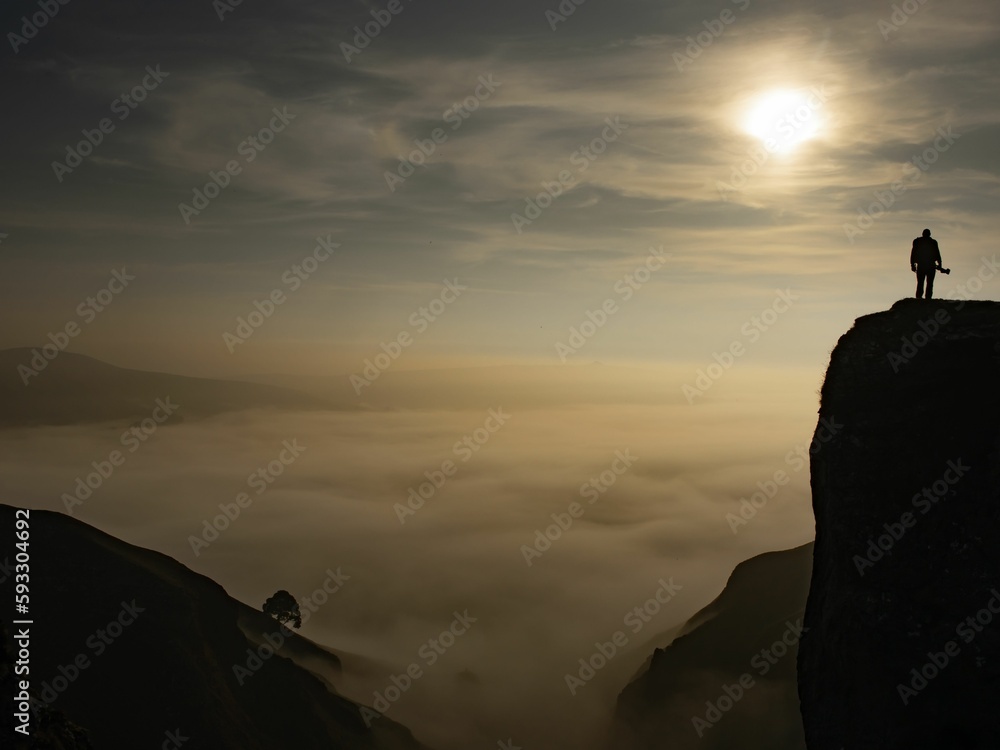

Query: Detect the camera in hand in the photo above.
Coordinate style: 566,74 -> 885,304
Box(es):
914,265 -> 951,275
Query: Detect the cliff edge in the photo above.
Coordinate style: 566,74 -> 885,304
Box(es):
799,298 -> 1000,749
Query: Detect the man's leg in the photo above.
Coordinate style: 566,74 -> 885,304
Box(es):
925,268 -> 936,299
916,269 -> 926,298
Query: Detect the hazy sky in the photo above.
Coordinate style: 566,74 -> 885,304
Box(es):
4,0 -> 1000,379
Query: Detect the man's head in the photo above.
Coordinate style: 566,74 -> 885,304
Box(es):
922,228 -> 931,237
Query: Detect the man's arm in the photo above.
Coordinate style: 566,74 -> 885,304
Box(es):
911,240 -> 918,269
934,239 -> 942,265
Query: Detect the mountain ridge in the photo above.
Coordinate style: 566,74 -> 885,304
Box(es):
611,542 -> 812,750
0,503 -> 429,750
0,348 -> 333,427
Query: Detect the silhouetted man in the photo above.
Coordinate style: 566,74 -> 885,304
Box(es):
910,228 -> 943,299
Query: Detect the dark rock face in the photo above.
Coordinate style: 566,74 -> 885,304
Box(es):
799,299 -> 1000,750
0,504 -> 427,750
612,544 -> 813,750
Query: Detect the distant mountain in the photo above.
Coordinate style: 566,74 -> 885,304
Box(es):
0,348 -> 330,427
611,543 -> 812,750
0,504 -> 429,750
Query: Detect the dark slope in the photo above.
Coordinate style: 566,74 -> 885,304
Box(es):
0,348 -> 330,427
0,504 -> 427,750
1,618 -> 94,749
799,299 -> 1000,749
612,543 -> 812,750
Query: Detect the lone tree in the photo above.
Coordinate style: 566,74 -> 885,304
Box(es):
262,590 -> 302,629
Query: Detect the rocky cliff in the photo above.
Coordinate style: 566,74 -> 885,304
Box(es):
612,543 -> 812,750
799,298 -> 1000,749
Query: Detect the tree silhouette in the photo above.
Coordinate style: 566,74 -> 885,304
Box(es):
262,590 -> 301,628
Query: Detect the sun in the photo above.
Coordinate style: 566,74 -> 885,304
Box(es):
742,88 -> 824,154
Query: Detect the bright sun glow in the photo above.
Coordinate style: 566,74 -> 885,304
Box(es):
743,88 -> 824,154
